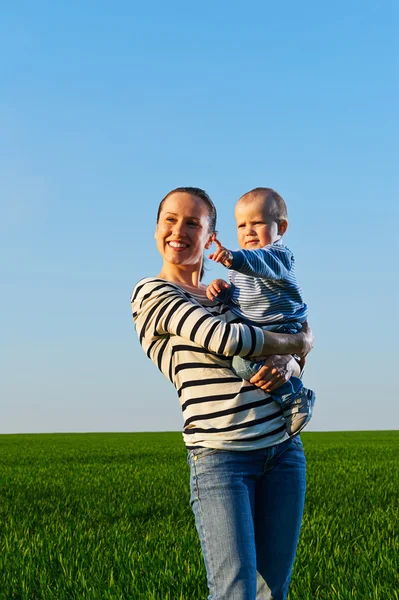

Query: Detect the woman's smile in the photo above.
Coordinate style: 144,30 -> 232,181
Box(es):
167,240 -> 189,250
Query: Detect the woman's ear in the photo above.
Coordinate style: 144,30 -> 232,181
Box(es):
204,233 -> 216,250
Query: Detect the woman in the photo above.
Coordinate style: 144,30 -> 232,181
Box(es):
131,187 -> 314,600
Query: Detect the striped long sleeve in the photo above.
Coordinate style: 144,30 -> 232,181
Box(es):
131,278 -> 288,450
132,278 -> 265,360
230,245 -> 293,280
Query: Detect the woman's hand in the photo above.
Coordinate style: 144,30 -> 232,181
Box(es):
249,355 -> 300,391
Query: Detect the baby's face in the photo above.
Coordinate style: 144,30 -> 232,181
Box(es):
235,197 -> 281,249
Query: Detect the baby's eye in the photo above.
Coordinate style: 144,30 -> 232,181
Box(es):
237,224 -> 245,228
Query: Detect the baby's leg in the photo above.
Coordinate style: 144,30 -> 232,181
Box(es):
282,388 -> 316,436
231,355 -> 265,381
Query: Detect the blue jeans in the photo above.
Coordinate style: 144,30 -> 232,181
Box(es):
187,437 -> 306,600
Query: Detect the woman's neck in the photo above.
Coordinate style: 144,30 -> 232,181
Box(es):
157,264 -> 204,290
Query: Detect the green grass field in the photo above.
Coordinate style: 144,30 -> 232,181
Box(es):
0,431 -> 398,599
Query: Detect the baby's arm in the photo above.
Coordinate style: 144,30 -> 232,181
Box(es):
229,245 -> 291,280
209,236 -> 291,280
206,278 -> 230,301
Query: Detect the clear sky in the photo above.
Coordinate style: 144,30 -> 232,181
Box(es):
1,1 -> 398,435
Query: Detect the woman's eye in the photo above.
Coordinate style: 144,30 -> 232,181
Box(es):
188,221 -> 199,227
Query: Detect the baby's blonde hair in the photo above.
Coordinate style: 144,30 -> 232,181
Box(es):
238,187 -> 288,223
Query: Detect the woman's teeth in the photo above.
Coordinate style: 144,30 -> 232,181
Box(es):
169,241 -> 187,248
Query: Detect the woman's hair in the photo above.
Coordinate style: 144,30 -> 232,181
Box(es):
157,187 -> 217,280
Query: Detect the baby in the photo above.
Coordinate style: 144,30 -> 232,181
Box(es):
207,187 -> 315,436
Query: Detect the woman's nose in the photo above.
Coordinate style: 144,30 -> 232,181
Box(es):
172,220 -> 185,236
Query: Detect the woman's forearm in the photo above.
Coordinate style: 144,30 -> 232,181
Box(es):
261,326 -> 312,357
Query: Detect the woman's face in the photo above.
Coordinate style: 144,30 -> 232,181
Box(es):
155,192 -> 214,269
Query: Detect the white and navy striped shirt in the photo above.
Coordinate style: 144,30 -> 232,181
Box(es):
227,241 -> 308,326
131,278 -> 289,450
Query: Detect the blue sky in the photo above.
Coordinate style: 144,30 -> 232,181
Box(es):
1,1 -> 398,434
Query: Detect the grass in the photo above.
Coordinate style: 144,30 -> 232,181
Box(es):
0,431 -> 398,599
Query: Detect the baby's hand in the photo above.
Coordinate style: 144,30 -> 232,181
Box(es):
206,279 -> 230,301
208,236 -> 233,267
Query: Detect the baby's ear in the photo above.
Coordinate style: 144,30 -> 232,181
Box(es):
278,220 -> 288,236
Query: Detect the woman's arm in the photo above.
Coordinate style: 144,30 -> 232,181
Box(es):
261,321 -> 313,357
132,279 -> 313,359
